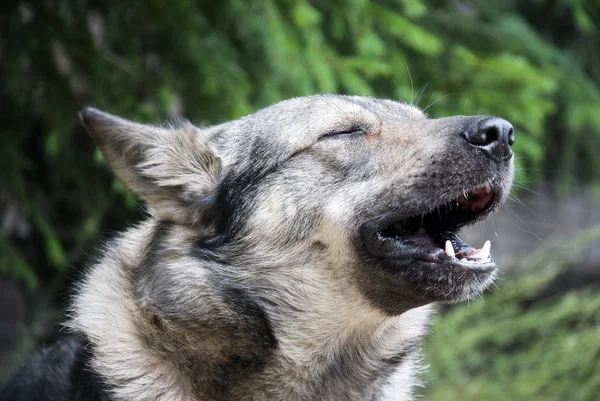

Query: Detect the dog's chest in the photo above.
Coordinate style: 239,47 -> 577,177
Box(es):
243,305 -> 432,401
226,321 -> 427,401
234,347 -> 422,401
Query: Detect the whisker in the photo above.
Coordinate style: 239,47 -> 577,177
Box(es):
502,205 -> 543,241
507,195 -> 547,224
422,93 -> 457,113
511,183 -> 550,200
415,79 -> 433,107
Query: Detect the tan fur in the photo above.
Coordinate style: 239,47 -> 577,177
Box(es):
66,95 -> 513,401
69,219 -> 432,400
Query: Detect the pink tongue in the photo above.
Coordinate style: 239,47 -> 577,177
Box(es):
458,187 -> 493,211
459,248 -> 480,258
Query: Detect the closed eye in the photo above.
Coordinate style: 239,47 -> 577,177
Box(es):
319,127 -> 367,140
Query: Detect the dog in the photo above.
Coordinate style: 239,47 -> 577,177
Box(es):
1,94 -> 514,400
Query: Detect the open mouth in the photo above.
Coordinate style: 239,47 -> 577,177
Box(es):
365,184 -> 497,271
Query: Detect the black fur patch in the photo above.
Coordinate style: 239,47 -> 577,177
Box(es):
380,341 -> 420,366
202,282 -> 277,399
315,338 -> 421,399
214,137 -> 291,239
220,284 -> 278,350
0,335 -> 110,401
194,234 -> 228,250
140,221 -> 171,270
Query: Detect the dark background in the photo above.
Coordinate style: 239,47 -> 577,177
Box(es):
2,1 -> 600,399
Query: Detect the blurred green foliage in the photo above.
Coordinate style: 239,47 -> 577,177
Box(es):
1,0 -> 600,361
422,225 -> 600,401
1,0 -> 600,395
424,284 -> 600,401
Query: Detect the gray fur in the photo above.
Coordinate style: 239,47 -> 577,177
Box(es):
67,95 -> 514,401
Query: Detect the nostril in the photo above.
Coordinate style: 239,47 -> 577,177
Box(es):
463,126 -> 499,147
508,127 -> 515,147
482,126 -> 499,146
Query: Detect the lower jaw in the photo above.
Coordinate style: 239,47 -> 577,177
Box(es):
357,238 -> 498,309
381,258 -> 497,303
412,257 -> 497,273
354,258 -> 498,315
376,251 -> 497,274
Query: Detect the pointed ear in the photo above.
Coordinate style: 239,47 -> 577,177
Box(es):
80,107 -> 222,227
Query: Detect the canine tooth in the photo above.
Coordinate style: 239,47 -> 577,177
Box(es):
468,240 -> 491,260
460,258 -> 467,262
478,240 -> 491,259
444,240 -> 455,258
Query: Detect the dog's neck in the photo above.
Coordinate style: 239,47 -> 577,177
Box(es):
69,220 -> 432,401
281,283 -> 432,399
259,302 -> 431,401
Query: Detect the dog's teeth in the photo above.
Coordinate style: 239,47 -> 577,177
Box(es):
470,240 -> 491,260
444,240 -> 455,258
481,240 -> 491,259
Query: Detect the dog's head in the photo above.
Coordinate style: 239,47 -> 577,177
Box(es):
82,95 -> 514,315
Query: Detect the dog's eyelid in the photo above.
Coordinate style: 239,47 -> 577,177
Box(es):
319,126 -> 367,140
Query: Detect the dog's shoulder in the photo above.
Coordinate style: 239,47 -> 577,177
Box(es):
0,335 -> 111,401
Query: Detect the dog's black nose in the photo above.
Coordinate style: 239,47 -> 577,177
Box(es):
463,117 -> 514,161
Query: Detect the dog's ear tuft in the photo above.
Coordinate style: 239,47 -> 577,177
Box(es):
80,107 -> 222,227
